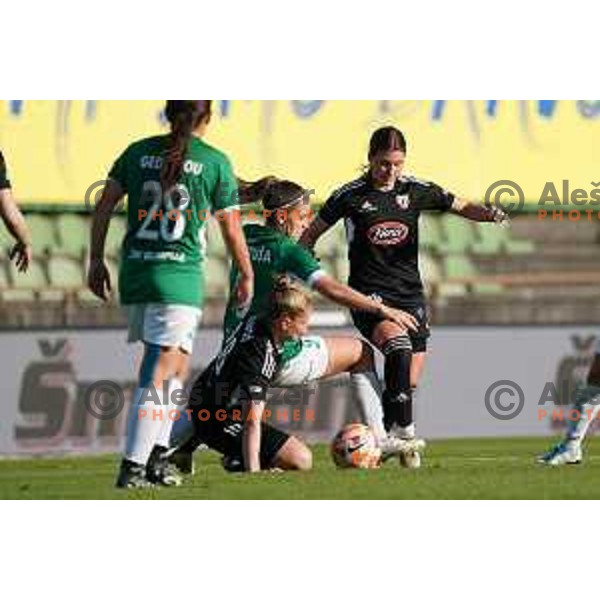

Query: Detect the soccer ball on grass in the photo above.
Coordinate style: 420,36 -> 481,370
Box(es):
331,423 -> 382,469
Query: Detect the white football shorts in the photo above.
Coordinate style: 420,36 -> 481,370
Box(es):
126,304 -> 203,355
273,336 -> 330,387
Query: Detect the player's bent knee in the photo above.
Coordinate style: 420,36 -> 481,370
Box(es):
274,437 -> 313,471
294,445 -> 313,471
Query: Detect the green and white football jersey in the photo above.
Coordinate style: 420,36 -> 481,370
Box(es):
109,135 -> 238,307
223,224 -> 326,360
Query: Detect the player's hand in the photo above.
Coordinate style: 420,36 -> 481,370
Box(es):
87,258 -> 112,301
234,272 -> 254,310
380,306 -> 419,332
9,241 -> 32,273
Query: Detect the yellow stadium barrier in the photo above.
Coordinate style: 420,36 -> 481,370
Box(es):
1,100 -> 600,205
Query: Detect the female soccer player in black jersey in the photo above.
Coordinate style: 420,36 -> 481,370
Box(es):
300,127 -> 507,467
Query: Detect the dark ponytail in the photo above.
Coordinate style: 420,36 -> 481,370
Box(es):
368,126 -> 407,160
235,177 -> 308,236
161,100 -> 212,190
237,176 -> 279,205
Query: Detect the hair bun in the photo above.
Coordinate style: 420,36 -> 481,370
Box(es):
272,274 -> 293,293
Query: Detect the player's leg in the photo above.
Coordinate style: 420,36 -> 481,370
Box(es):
201,411 -> 312,472
118,342 -> 180,488
411,352 -> 427,430
117,304 -> 201,488
322,337 -> 387,441
382,302 -> 430,468
146,348 -> 192,483
351,308 -> 427,467
274,335 -> 421,460
400,317 -> 430,468
274,335 -> 387,438
403,302 -> 430,435
411,352 -> 427,390
147,305 -> 201,484
540,352 -> 600,465
371,320 -> 414,437
400,350 -> 428,469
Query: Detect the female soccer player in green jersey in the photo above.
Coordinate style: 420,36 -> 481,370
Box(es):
88,100 -> 253,488
168,179 -> 424,475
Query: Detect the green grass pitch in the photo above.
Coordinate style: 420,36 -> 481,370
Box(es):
1,437 -> 599,500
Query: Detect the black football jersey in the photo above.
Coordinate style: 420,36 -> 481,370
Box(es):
189,315 -> 281,411
0,151 -> 11,190
318,174 -> 455,304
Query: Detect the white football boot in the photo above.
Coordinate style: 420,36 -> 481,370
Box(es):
381,430 -> 426,467
390,426 -> 425,469
538,441 -> 583,466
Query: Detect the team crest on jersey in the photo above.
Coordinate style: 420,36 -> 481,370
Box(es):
395,195 -> 410,210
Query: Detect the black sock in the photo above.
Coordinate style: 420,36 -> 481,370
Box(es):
382,339 -> 413,431
177,435 -> 203,456
382,390 -> 413,430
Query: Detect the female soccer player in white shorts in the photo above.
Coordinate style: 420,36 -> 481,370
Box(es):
88,100 -> 253,488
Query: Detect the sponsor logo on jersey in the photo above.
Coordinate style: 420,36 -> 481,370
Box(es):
366,221 -> 410,246
395,194 -> 410,210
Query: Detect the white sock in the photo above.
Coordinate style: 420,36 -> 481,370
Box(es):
124,387 -> 165,465
395,423 -> 416,439
156,378 -> 184,449
566,385 -> 600,444
351,371 -> 386,443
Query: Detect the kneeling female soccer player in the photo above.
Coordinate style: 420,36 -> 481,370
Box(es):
174,277 -> 315,472
173,276 -> 424,473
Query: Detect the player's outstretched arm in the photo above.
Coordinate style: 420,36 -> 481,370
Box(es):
88,179 -> 124,301
450,197 -> 509,224
299,216 -> 331,250
242,400 -> 266,472
313,275 -> 418,332
0,187 -> 32,272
